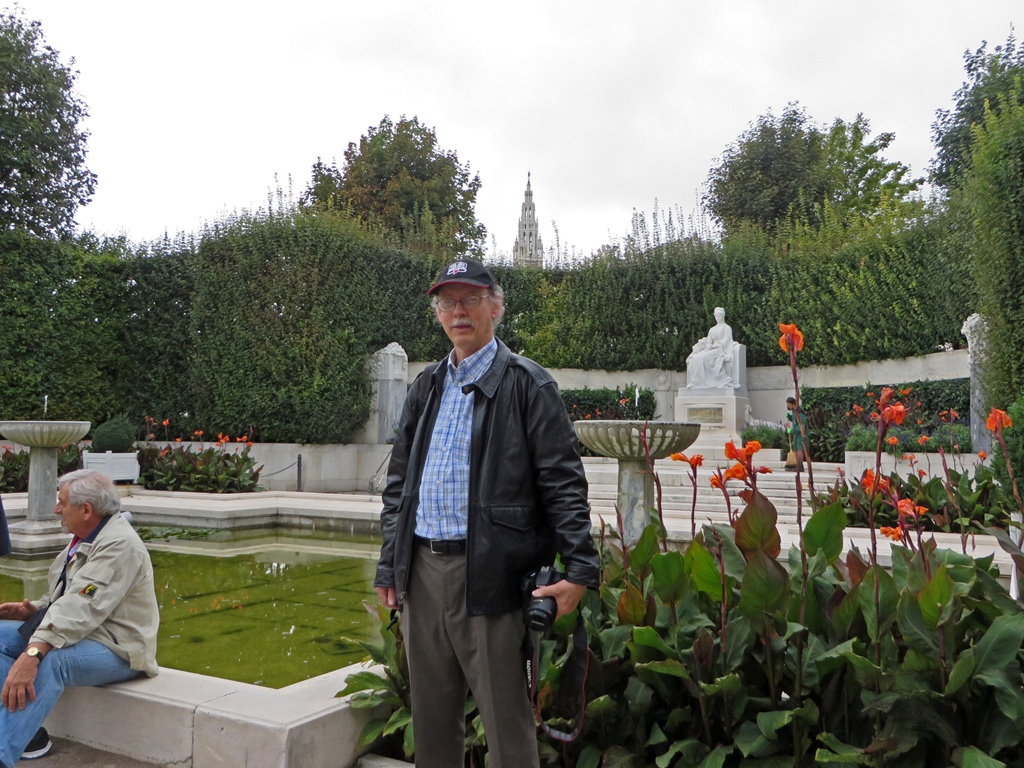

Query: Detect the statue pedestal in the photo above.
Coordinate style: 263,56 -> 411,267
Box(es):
673,392 -> 749,457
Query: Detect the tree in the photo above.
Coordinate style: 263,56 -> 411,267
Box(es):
931,31 -> 1024,190
301,115 -> 485,257
0,10 -> 95,237
704,104 -> 920,237
965,88 -> 1024,407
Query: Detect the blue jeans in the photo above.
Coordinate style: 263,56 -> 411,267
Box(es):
0,620 -> 138,768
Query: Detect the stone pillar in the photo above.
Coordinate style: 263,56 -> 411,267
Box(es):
961,313 -> 992,455
363,343 -> 408,444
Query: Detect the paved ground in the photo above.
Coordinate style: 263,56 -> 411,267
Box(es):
16,738 -> 164,767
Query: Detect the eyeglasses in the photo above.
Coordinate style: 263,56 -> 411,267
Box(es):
433,294 -> 492,313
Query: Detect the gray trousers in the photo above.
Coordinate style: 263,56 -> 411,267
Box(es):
404,546 -> 540,768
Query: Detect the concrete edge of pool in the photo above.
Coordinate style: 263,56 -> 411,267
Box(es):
46,661 -> 388,767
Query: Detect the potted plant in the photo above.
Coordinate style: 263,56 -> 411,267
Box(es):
83,414 -> 140,483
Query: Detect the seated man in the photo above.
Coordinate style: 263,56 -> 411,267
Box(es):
0,469 -> 159,766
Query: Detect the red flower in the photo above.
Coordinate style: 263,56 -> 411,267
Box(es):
882,403 -> 907,426
778,323 -> 804,353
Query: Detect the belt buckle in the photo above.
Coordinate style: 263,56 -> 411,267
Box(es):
429,539 -> 445,555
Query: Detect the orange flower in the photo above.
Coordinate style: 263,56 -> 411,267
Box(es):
778,323 -> 804,352
724,463 -> 748,482
897,498 -> 916,518
886,436 -> 899,446
880,526 -> 904,542
724,441 -> 741,461
878,387 -> 895,408
194,430 -> 204,437
860,469 -> 876,492
899,387 -> 912,396
670,452 -> 685,462
949,409 -> 959,420
852,403 -> 865,414
987,408 -> 1013,433
743,440 -> 762,458
866,392 -> 875,399
902,453 -> 915,462
979,450 -> 988,461
878,477 -> 891,494
918,469 -> 926,478
882,403 -> 907,425
917,435 -> 930,446
710,474 -> 724,490
162,419 -> 170,426
175,437 -> 183,443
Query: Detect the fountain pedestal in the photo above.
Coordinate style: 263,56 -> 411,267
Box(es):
0,421 -> 89,557
574,421 -> 700,547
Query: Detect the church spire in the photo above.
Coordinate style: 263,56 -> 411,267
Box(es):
513,172 -> 544,268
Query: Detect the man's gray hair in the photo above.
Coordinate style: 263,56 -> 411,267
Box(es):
491,283 -> 506,328
58,469 -> 121,517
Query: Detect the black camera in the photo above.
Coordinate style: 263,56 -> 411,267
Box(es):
522,566 -> 564,631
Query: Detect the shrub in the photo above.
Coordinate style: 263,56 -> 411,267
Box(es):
562,386 -> 657,457
740,422 -> 788,450
90,413 -> 137,452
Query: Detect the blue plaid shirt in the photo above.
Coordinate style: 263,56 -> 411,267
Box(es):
415,338 -> 498,540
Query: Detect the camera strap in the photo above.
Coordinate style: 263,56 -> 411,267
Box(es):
524,612 -> 590,742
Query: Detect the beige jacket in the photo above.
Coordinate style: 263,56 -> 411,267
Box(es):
30,512 -> 159,676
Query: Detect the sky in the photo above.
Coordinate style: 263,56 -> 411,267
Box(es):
11,0 -> 1021,258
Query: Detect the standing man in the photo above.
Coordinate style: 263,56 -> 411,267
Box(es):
786,396 -> 809,471
0,469 -> 159,766
374,259 -> 600,768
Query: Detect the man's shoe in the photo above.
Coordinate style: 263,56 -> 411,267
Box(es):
22,727 -> 52,759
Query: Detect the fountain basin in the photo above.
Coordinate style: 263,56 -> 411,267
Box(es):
0,420 -> 90,448
574,420 -> 700,461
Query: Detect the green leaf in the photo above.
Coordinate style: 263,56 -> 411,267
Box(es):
917,564 -> 955,631
629,524 -> 660,575
896,591 -> 940,656
739,550 -> 791,630
815,732 -> 874,765
632,625 -> 677,659
687,538 -> 725,601
802,501 -> 846,563
601,745 -> 643,768
736,719 -> 779,758
651,550 -> 689,605
973,613 -> 1024,675
858,566 -> 899,642
945,649 -> 975,696
952,745 -> 1007,768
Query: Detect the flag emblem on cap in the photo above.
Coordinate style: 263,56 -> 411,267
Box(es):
447,261 -> 468,276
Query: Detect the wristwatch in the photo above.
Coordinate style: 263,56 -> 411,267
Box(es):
25,647 -> 43,661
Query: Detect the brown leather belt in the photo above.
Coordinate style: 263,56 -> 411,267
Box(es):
414,536 -> 467,555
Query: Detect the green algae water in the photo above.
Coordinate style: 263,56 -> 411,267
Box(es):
0,529 -> 383,688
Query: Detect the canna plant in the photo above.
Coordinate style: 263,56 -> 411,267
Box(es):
340,323 -> 1024,767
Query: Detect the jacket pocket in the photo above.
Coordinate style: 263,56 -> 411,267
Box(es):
488,505 -> 539,531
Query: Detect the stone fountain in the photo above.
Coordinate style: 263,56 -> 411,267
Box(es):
0,420 -> 89,556
574,420 -> 700,547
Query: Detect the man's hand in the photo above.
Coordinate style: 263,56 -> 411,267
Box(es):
1,644 -> 48,712
375,586 -> 398,610
0,600 -> 36,621
533,580 -> 587,619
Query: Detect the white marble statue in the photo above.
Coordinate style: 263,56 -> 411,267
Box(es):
686,307 -> 735,389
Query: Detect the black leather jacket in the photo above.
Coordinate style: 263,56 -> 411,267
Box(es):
374,340 -> 600,616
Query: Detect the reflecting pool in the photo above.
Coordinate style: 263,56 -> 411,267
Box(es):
0,528 -> 383,688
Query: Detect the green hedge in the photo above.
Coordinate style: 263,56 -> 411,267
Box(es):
0,206 -> 980,443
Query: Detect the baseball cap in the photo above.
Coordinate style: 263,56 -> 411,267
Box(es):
428,259 -> 495,295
